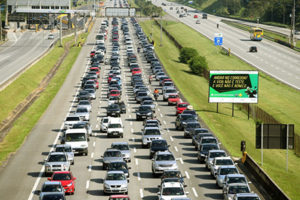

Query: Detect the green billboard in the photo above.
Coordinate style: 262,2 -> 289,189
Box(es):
209,71 -> 259,103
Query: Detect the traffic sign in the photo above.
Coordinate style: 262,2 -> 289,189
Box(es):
214,33 -> 223,46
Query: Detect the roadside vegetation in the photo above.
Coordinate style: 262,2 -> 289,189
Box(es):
140,19 -> 300,199
0,32 -> 89,166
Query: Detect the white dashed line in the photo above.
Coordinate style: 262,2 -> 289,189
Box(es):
185,171 -> 190,179
157,108 -> 160,111
160,113 -> 163,117
174,146 -> 178,152
167,129 -> 170,133
86,180 -> 90,190
192,187 -> 198,197
170,136 -> 174,141
163,121 -> 166,125
131,128 -> 134,133
91,152 -> 94,158
179,158 -> 184,164
128,108 -> 131,112
129,114 -> 132,118
137,172 -> 141,181
95,124 -> 99,129
132,137 -> 135,142
140,189 -> 144,198
93,142 -> 96,147
135,159 -> 139,166
97,117 -> 100,122
134,147 -> 136,153
130,122 -> 133,125
88,165 -> 92,172
98,111 -> 100,115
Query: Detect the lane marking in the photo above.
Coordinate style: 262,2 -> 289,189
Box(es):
88,165 -> 92,172
134,147 -> 136,153
97,117 -> 100,122
93,141 -> 96,147
98,111 -> 100,115
140,189 -> 144,198
86,180 -> 90,190
179,158 -> 184,164
185,171 -> 190,179
131,128 -> 134,133
157,108 -> 160,111
160,113 -> 163,117
170,136 -> 174,142
174,146 -> 178,152
132,137 -> 135,142
91,152 -> 94,158
95,124 -> 99,129
129,114 -> 132,118
135,159 -> 139,166
192,187 -> 198,197
128,108 -> 131,112
163,121 -> 166,125
130,121 -> 133,125
137,172 -> 141,181
167,128 -> 170,133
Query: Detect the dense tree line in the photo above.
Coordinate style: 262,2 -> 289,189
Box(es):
134,0 -> 163,17
180,0 -> 300,27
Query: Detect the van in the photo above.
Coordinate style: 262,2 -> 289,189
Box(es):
107,117 -> 124,138
96,33 -> 105,44
62,128 -> 89,155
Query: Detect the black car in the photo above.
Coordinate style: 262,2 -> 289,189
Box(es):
107,161 -> 130,179
107,104 -> 121,117
197,143 -> 220,163
136,105 -> 153,121
149,139 -> 169,158
175,114 -> 197,130
118,101 -> 126,114
183,121 -> 201,138
161,170 -> 185,185
77,90 -> 91,102
191,128 -> 209,143
182,110 -> 198,120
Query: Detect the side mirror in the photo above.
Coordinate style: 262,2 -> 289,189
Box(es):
248,181 -> 252,184
47,178 -> 51,181
157,192 -> 161,195
128,167 -> 131,169
184,184 -> 187,187
157,185 -> 161,188
73,177 -> 77,180
185,191 -> 189,195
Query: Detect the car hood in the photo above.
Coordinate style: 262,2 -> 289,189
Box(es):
143,135 -> 162,139
151,146 -> 168,151
103,157 -> 124,163
155,160 -> 176,165
66,141 -> 87,148
120,150 -> 130,156
56,180 -> 73,187
104,179 -> 127,185
160,194 -> 187,200
46,161 -> 68,165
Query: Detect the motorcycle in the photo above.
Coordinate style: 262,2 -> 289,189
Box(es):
154,93 -> 159,101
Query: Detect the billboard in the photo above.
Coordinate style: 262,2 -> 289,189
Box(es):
209,71 -> 258,103
105,7 -> 136,17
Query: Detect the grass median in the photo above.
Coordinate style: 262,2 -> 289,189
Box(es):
140,20 -> 300,199
0,32 -> 88,166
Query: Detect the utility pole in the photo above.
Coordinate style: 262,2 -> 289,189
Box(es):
5,0 -> 8,26
60,17 -> 62,47
0,3 -> 2,41
292,0 -> 296,46
74,14 -> 77,45
160,15 -> 162,47
290,0 -> 296,46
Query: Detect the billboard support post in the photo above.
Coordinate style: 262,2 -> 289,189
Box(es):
286,124 -> 289,171
232,103 -> 234,117
216,103 -> 219,113
261,124 -> 263,166
248,104 -> 250,120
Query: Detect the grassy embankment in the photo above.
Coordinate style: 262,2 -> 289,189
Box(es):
140,20 -> 300,200
0,32 -> 89,166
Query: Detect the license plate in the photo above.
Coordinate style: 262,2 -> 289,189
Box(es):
113,132 -> 118,135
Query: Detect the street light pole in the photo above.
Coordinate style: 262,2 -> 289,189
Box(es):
60,17 -> 62,47
160,15 -> 162,47
74,14 -> 77,45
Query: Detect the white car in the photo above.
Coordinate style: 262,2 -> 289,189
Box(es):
107,117 -> 124,138
100,117 -> 110,132
210,157 -> 234,178
75,106 -> 90,121
205,150 -> 227,169
157,182 -> 189,200
48,34 -> 54,39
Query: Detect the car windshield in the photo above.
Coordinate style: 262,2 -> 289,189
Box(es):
79,101 -> 90,106
152,141 -> 167,147
48,155 -> 67,162
166,89 -> 176,93
106,173 -> 125,180
178,104 -> 188,108
145,129 -> 160,135
163,171 -> 180,178
202,138 -> 217,144
42,194 -> 65,200
181,115 -> 195,121
156,154 -> 175,161
169,95 -> 178,98
104,151 -> 121,157
195,129 -> 209,134
112,144 -> 129,150
187,123 -> 200,128
237,197 -> 260,200
66,133 -> 86,142
42,184 -> 63,192
103,118 -> 109,123
56,146 -> 72,153
76,108 -> 88,113
52,173 -> 72,180
72,123 -> 87,129
164,83 -> 173,86
143,101 -> 153,105
109,104 -> 119,109
162,187 -> 184,195
108,162 -> 127,170
137,92 -> 147,97
228,185 -> 250,194
210,152 -> 226,158
216,159 -> 234,165
65,117 -> 80,121
109,96 -> 119,100
108,123 -> 122,128
202,145 -> 218,151
139,106 -> 151,111
183,110 -> 196,115
228,177 -> 247,184
220,168 -> 238,175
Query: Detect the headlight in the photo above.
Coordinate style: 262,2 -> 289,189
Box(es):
104,183 -> 110,188
200,153 -> 205,157
81,144 -> 87,148
45,164 -> 50,169
67,182 -> 73,187
147,112 -> 152,115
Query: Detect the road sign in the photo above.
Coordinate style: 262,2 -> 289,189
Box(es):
214,33 -> 223,46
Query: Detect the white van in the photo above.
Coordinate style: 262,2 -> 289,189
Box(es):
96,33 -> 105,44
63,128 -> 89,155
107,117 -> 124,138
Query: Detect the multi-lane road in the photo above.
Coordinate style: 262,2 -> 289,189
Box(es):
152,0 -> 300,90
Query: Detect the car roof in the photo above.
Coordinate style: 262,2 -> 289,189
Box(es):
219,165 -> 237,169
226,174 -> 246,178
227,183 -> 249,187
105,148 -> 121,152
156,151 -> 172,155
107,170 -> 125,174
235,193 -> 259,197
215,156 -> 232,160
55,144 -> 71,148
144,127 -> 160,130
209,150 -> 226,153
162,182 -> 183,188
112,141 -> 129,145
43,181 -> 62,185
49,152 -> 66,156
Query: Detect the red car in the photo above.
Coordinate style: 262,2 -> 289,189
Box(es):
162,79 -> 172,86
90,50 -> 96,58
48,171 -> 76,194
194,14 -> 198,18
109,90 -> 121,98
176,102 -> 190,115
132,68 -> 142,75
90,67 -> 100,77
168,94 -> 181,106
108,74 -> 115,83
88,78 -> 99,89
109,195 -> 130,200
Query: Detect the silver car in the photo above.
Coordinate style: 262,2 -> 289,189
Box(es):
63,115 -> 82,129
111,142 -> 131,162
78,100 -> 92,112
75,106 -> 90,121
102,149 -> 124,169
163,89 -> 178,101
223,174 -> 249,190
39,181 -> 64,200
157,182 -> 188,200
71,121 -> 92,136
85,88 -> 96,99
141,100 -> 156,111
224,183 -> 251,200
152,151 -> 178,176
233,193 -> 261,200
100,117 -> 110,132
210,156 -> 234,177
54,144 -> 74,165
103,171 -> 128,194
142,127 -> 163,148
44,152 -> 70,176
205,150 -> 227,169
216,165 -> 239,188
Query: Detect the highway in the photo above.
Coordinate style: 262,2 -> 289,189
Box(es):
153,0 -> 300,90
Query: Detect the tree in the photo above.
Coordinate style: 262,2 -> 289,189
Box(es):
188,55 -> 208,76
178,47 -> 198,64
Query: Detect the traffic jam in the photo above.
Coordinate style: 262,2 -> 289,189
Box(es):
38,5 -> 261,200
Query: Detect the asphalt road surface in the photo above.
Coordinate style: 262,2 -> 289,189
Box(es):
153,0 -> 300,90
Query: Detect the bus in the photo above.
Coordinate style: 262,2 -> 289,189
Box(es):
250,27 -> 263,41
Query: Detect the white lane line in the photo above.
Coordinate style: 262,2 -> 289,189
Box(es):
93,141 -> 96,147
88,165 -> 92,172
163,121 -> 167,125
128,108 -> 131,112
185,171 -> 190,179
192,187 -> 198,198
129,114 -> 132,118
95,124 -> 99,129
170,136 -> 174,141
98,111 -> 100,115
179,158 -> 184,164
134,147 -> 136,153
135,159 -> 139,166
167,128 -> 170,133
137,172 -> 141,181
160,113 -> 163,117
158,108 -> 160,111
174,146 -> 178,152
140,189 -> 144,198
91,152 -> 94,158
130,121 -> 133,125
97,117 -> 100,122
86,180 -> 90,190
132,137 -> 135,142
131,128 -> 134,133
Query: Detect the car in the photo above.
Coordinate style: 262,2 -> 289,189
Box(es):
232,193 -> 261,200
74,106 -> 90,121
118,101 -> 126,114
54,144 -> 74,165
39,181 -> 64,200
135,91 -> 148,103
249,46 -> 257,52
193,132 -> 214,150
196,19 -> 201,24
78,100 -> 92,112
136,105 -> 153,121
44,152 -> 70,176
161,170 -> 185,185
48,171 -> 76,195
168,94 -> 181,105
175,102 -> 189,115
191,128 -> 209,143
109,195 -> 130,200
108,95 -> 120,105
210,157 -> 235,177
103,171 -> 128,194
85,88 -> 96,100
216,165 -> 240,188
194,14 -> 198,18
40,192 -> 66,200
77,90 -> 92,102
108,90 -> 121,99
205,150 -> 227,169
107,117 -> 124,138
142,127 -> 163,148
102,149 -> 124,169
107,161 -> 131,179
63,115 -> 82,129
157,182 -> 188,200
223,174 -> 249,190
141,100 -> 155,111
181,109 -> 198,120
62,128 -> 89,155
197,136 -> 219,151
48,34 -> 54,39
223,183 -> 251,200
183,121 -> 201,138
152,151 -> 178,176
71,121 -> 92,136
175,114 -> 197,130
107,104 -> 121,117
100,117 -> 110,132
111,142 -> 131,162
149,139 -> 169,158
197,143 -> 220,163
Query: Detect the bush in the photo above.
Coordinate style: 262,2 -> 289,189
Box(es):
188,55 -> 208,76
179,47 -> 198,64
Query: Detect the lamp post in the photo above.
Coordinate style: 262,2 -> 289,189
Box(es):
160,15 -> 162,47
